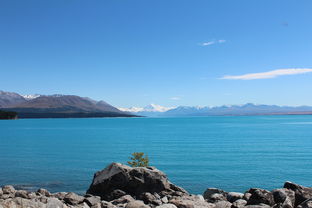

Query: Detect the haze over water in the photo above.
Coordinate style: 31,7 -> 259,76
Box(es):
1,115 -> 312,194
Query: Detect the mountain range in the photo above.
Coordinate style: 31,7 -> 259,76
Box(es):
2,90 -> 312,118
0,91 -> 134,118
119,103 -> 312,117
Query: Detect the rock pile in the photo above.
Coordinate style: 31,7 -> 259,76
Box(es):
1,163 -> 312,208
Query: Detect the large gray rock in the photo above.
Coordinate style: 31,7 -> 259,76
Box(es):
227,192 -> 244,203
46,198 -> 67,208
170,195 -> 215,208
214,200 -> 232,208
156,204 -> 177,208
87,163 -> 188,200
297,199 -> 312,208
247,188 -> 274,206
284,181 -> 312,206
126,200 -> 150,208
63,192 -> 85,205
272,188 -> 295,208
203,188 -> 226,202
1,186 -> 15,195
232,199 -> 247,208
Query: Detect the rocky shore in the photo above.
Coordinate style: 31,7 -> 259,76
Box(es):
1,163 -> 311,208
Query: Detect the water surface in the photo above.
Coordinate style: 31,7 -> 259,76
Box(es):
1,116 -> 312,194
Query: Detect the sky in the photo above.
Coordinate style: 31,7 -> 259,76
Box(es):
1,0 -> 312,107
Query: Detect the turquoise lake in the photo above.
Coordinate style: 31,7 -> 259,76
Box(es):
1,116 -> 312,194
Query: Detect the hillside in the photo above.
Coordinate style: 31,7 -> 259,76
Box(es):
0,91 -> 135,118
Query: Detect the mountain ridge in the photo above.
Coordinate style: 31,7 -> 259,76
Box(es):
0,91 -> 135,118
119,103 -> 312,117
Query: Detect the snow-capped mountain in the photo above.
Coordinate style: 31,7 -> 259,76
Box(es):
119,103 -> 312,117
118,104 -> 175,116
22,94 -> 41,100
119,104 -> 174,113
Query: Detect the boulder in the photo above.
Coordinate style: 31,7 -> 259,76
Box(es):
52,192 -> 67,200
214,200 -> 231,208
247,188 -> 274,206
63,192 -> 85,205
297,199 -> 312,208
284,181 -> 312,206
226,192 -> 244,203
84,196 -> 101,207
87,163 -> 188,200
46,198 -> 67,208
156,204 -> 178,208
101,201 -> 117,208
111,194 -> 134,205
15,190 -> 28,199
232,199 -> 247,208
245,204 -> 271,208
203,188 -> 226,201
0,188 -> 3,196
272,188 -> 295,208
170,195 -> 215,208
37,188 -> 51,197
126,200 -> 150,208
209,193 -> 227,203
1,186 -> 15,195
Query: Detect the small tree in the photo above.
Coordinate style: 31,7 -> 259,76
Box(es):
127,152 -> 149,167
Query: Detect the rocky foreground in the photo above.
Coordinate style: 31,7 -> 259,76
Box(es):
1,163 -> 312,208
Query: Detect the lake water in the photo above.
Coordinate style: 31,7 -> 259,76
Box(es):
1,116 -> 312,194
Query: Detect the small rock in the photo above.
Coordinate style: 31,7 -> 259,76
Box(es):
111,195 -> 134,205
101,200 -> 117,208
247,188 -> 274,206
298,199 -> 312,208
0,188 -> 3,196
203,188 -> 226,201
244,193 -> 252,201
156,204 -> 177,208
47,197 -> 67,208
284,181 -> 312,206
53,192 -> 68,200
15,190 -> 28,199
37,188 -> 51,197
245,204 -> 271,208
227,192 -> 244,203
214,200 -> 232,208
84,196 -> 101,207
161,196 -> 169,204
126,200 -> 150,208
2,186 -> 15,195
63,192 -> 85,205
232,199 -> 247,208
272,188 -> 295,207
27,192 -> 37,199
209,193 -> 227,202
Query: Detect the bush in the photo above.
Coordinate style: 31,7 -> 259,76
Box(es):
127,152 -> 149,167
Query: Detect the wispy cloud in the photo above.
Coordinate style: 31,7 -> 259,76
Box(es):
221,68 -> 312,80
170,96 -> 181,101
201,39 -> 226,46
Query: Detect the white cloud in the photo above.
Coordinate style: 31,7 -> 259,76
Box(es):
201,39 -> 226,46
201,41 -> 215,46
221,68 -> 312,80
170,96 -> 181,100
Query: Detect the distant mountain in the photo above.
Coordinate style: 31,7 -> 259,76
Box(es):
0,91 -> 134,118
119,104 -> 175,116
22,94 -> 41,100
119,103 -> 312,117
0,91 -> 26,107
163,103 -> 312,116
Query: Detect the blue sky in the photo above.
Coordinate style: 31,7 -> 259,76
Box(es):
1,0 -> 312,107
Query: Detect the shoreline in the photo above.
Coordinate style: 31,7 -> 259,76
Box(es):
1,163 -> 311,208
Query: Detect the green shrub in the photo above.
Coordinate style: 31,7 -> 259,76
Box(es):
127,152 -> 149,167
